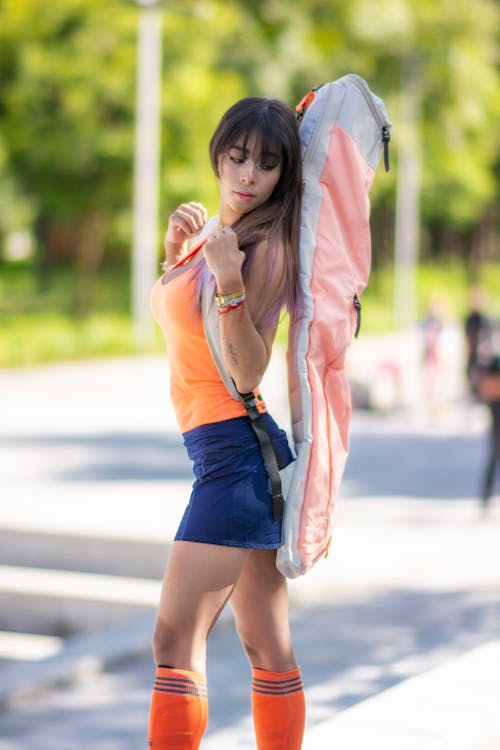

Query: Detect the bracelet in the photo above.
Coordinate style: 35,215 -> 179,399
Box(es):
216,293 -> 246,310
218,298 -> 246,315
215,287 -> 245,306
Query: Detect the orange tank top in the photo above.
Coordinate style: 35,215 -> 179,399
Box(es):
151,260 -> 249,433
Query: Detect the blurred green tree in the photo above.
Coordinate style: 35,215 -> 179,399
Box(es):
0,0 -> 138,311
341,0 -> 500,269
0,0 -> 498,320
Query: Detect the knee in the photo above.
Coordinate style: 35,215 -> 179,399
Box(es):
152,617 -> 176,665
238,634 -> 261,665
236,627 -> 296,672
152,616 -> 207,673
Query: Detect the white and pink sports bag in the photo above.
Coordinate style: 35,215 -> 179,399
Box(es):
203,74 -> 391,577
277,75 -> 390,577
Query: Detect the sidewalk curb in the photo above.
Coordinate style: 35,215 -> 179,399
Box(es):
0,599 -> 237,710
0,612 -> 155,710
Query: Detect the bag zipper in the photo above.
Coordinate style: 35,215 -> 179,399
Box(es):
346,74 -> 391,172
353,294 -> 362,338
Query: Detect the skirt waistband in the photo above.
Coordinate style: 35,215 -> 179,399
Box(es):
182,414 -> 294,470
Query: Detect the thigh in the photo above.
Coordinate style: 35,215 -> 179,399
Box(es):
154,541 -> 249,671
230,549 -> 297,671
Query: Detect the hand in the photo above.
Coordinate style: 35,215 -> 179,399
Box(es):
203,226 -> 245,293
477,372 -> 500,402
165,202 -> 208,248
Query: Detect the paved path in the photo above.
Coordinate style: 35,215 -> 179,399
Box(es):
0,348 -> 499,749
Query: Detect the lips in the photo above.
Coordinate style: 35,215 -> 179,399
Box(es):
234,191 -> 255,200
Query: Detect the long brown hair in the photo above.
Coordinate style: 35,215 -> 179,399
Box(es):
198,97 -> 303,329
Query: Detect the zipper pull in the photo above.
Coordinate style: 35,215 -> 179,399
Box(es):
353,294 -> 362,338
295,85 -> 323,121
382,126 -> 391,172
295,90 -> 316,121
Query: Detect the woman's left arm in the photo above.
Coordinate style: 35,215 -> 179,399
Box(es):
203,227 -> 282,394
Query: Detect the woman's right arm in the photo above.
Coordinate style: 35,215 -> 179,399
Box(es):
164,202 -> 208,267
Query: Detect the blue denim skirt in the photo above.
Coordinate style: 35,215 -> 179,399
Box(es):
175,414 -> 294,549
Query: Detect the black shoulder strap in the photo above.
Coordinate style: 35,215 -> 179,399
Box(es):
238,391 -> 284,521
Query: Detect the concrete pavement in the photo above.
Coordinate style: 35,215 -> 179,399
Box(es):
0,337 -> 499,748
304,640 -> 500,749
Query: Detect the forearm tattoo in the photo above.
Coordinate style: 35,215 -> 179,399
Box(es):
226,342 -> 239,366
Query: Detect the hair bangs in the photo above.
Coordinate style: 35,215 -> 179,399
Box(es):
235,109 -> 284,166
211,99 -> 287,174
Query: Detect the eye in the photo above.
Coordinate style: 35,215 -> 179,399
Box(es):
259,162 -> 279,171
228,148 -> 247,164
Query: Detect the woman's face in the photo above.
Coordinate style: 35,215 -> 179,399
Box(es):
217,133 -> 282,225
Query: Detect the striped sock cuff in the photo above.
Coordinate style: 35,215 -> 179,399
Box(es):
154,667 -> 208,700
251,667 -> 303,697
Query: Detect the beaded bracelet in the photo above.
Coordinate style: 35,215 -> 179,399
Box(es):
218,297 -> 246,315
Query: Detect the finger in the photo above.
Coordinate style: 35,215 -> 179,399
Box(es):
168,209 -> 200,239
187,202 -> 208,224
172,209 -> 199,235
204,232 -> 219,246
168,201 -> 206,230
178,202 -> 207,232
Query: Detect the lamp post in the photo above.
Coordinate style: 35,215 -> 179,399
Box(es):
393,54 -> 421,329
132,0 -> 162,347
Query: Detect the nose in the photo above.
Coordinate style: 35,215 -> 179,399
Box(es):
241,161 -> 256,184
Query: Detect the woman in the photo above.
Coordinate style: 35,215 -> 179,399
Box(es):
149,96 -> 305,749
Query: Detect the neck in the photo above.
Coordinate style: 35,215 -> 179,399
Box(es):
218,205 -> 240,227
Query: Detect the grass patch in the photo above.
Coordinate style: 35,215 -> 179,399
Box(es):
0,312 -> 142,367
0,261 -> 163,367
1,259 -> 498,367
360,260 -> 500,332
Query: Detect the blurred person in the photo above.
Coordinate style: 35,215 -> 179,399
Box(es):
148,97 -> 305,748
464,286 -> 500,510
420,296 -> 445,420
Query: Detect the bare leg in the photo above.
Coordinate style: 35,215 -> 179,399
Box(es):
149,541 -> 249,748
230,550 -> 305,749
230,549 -> 296,671
152,540 -> 250,674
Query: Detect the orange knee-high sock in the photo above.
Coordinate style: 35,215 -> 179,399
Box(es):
148,667 -> 208,749
251,667 -> 306,750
